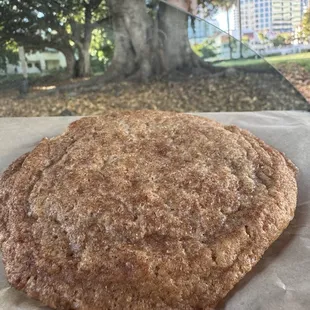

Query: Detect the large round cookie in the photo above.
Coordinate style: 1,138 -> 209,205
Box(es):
0,111 -> 297,310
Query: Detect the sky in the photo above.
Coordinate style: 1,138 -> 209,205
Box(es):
209,8 -> 235,33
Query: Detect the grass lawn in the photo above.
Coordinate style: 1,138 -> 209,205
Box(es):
267,52 -> 310,62
214,52 -> 310,71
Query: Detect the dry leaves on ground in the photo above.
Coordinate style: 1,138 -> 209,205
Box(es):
0,70 -> 308,117
275,63 -> 310,104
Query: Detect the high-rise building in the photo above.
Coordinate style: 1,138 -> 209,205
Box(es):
271,0 -> 302,32
254,0 -> 273,31
302,0 -> 309,13
234,0 -> 305,34
234,0 -> 256,32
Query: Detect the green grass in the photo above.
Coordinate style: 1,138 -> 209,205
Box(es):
214,58 -> 265,67
267,52 -> 310,71
267,52 -> 310,62
215,52 -> 310,72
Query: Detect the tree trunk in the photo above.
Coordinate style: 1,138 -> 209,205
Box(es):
226,6 -> 233,60
2,56 -> 8,76
106,0 -> 207,81
106,0 -> 153,80
58,46 -> 76,78
237,0 -> 243,59
158,1 -> 201,71
77,46 -> 92,77
76,3 -> 93,78
18,46 -> 28,79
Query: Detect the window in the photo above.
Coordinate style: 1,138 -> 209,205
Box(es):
34,62 -> 41,71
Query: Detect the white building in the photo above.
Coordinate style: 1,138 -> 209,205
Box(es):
271,0 -> 302,32
233,0 -> 256,35
302,0 -> 310,13
1,48 -> 67,75
233,0 -> 306,35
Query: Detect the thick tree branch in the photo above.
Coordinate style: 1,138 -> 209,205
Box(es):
84,1 -> 93,45
91,16 -> 113,30
69,19 -> 83,47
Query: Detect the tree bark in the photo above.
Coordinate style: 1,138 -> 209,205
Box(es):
237,0 -> 243,58
226,6 -> 233,60
1,56 -> 8,76
158,1 -> 201,71
106,0 -> 207,81
70,3 -> 94,78
58,45 -> 76,77
77,46 -> 92,77
18,46 -> 28,79
77,3 -> 93,77
106,0 -> 153,80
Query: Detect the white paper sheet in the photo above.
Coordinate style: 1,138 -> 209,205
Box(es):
0,111 -> 309,310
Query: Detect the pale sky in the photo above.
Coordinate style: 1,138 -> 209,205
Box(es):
212,8 -> 235,32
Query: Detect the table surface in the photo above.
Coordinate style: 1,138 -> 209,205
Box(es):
0,111 -> 310,310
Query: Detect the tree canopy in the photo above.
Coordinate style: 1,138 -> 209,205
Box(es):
0,0 -> 234,80
303,7 -> 310,39
0,39 -> 19,74
0,0 -> 110,77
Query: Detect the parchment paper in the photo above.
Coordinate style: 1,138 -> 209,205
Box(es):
0,111 -> 309,310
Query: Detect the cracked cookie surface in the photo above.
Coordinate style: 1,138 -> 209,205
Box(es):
0,111 -> 297,310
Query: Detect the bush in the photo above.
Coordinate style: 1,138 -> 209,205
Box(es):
192,40 -> 217,59
91,57 -> 109,74
266,52 -> 282,57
